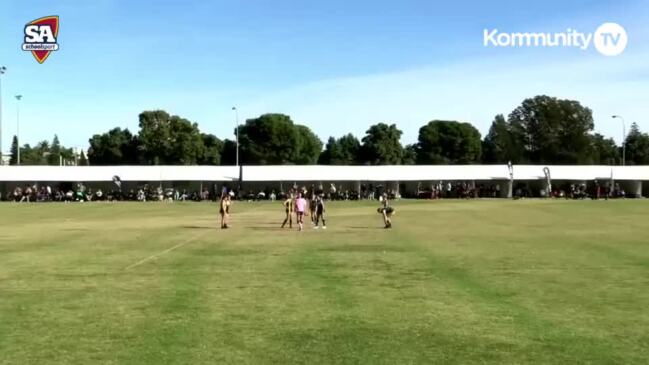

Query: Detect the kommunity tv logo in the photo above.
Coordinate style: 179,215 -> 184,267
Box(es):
483,22 -> 628,56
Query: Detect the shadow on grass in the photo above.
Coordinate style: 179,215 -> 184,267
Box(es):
347,226 -> 385,230
181,225 -> 215,230
248,226 -> 287,231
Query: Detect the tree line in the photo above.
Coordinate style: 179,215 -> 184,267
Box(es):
6,95 -> 649,166
9,135 -> 88,166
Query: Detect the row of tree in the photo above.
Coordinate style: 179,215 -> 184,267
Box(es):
8,135 -> 87,166
86,110 -> 224,165
6,95 -> 649,166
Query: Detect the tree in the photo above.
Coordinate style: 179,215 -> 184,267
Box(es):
359,123 -> 403,165
89,111 -> 224,165
625,123 -> 649,165
48,135 -> 61,165
318,137 -> 339,165
294,125 -> 323,164
6,135 -> 77,166
9,135 -> 18,165
588,133 -> 619,165
20,141 -> 49,165
416,120 -> 482,164
137,110 -> 173,164
88,128 -> 139,165
482,114 -> 524,163
338,134 -> 361,164
166,115 -> 205,165
238,113 -> 302,164
318,133 -> 360,165
18,143 -> 37,165
220,139 -> 237,165
138,110 -> 204,165
198,133 -> 223,165
44,135 -> 75,165
78,150 -> 89,166
402,144 -> 417,165
508,95 -> 594,164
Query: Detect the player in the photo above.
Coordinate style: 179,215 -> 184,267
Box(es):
308,185 -> 318,224
377,192 -> 394,229
219,192 -> 230,229
281,192 -> 294,229
226,192 -> 233,214
313,195 -> 327,229
294,192 -> 307,231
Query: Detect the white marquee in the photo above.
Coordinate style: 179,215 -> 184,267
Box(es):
1,165 -> 648,182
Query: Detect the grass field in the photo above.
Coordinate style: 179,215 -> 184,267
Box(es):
0,199 -> 648,364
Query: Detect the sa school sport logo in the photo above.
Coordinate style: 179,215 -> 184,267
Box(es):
22,16 -> 60,63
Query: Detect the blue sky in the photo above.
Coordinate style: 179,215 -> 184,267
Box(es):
1,0 -> 647,154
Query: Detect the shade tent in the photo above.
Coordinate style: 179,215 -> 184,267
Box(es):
1,165 -> 648,183
0,166 -> 239,182
512,165 -> 649,181
242,165 -> 510,182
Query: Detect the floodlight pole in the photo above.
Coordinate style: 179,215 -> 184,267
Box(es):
15,95 -> 22,165
232,106 -> 240,166
232,106 -> 243,195
612,115 -> 626,166
0,66 -> 5,164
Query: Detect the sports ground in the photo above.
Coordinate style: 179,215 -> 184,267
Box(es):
1,199 -> 648,364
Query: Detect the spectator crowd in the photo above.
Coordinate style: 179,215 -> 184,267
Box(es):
1,180 -> 633,203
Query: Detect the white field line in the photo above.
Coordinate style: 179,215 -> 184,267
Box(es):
125,231 -> 207,270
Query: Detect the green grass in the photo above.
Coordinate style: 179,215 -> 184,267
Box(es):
1,199 -> 648,364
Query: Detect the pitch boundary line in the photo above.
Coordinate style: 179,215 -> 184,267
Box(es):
125,231 -> 207,270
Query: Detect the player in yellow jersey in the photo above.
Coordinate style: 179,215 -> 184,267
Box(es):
281,192 -> 294,229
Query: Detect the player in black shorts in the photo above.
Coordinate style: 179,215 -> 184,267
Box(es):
377,193 -> 394,228
313,195 -> 327,229
281,192 -> 294,229
219,192 -> 230,229
308,185 -> 317,225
